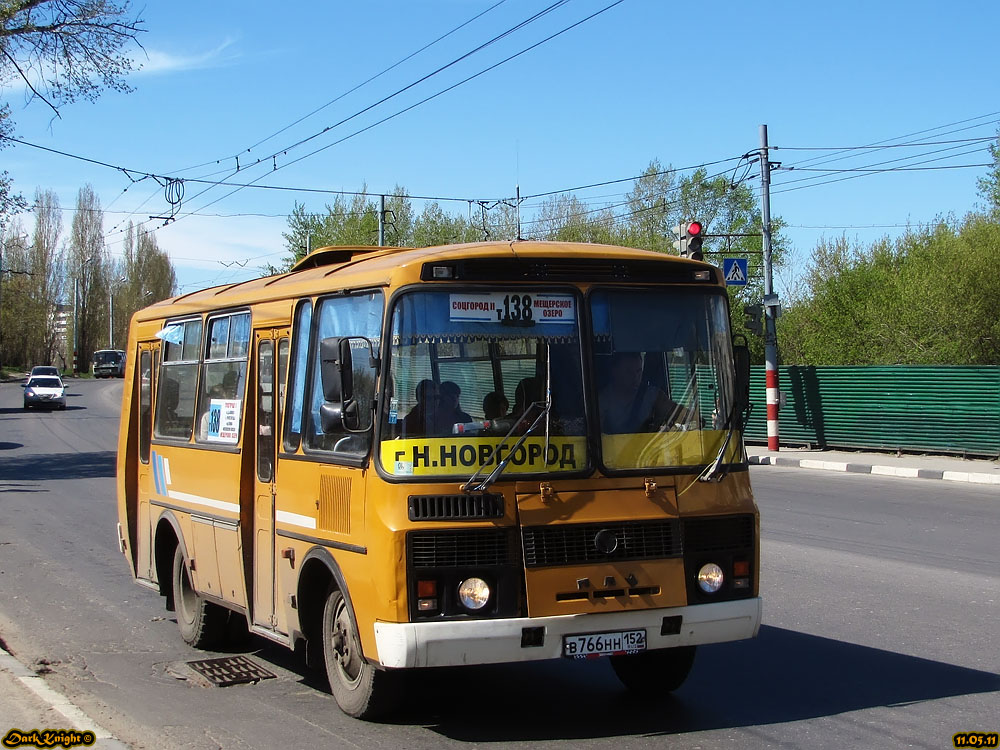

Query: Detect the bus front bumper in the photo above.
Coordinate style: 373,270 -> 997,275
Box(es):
373,597 -> 761,669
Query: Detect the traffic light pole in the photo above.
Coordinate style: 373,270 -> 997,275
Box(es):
760,124 -> 780,451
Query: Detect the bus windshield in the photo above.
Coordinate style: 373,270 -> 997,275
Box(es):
591,288 -> 738,471
380,289 -> 587,479
94,350 -> 124,366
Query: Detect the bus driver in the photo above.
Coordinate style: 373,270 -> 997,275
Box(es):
599,351 -> 691,434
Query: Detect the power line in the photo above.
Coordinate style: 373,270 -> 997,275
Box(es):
773,136 -> 995,151
182,0 -> 629,220
170,0 -> 513,175
186,0 -> 576,181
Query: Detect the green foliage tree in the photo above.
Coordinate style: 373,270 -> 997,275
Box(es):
412,201 -> 479,247
0,190 -> 65,370
977,127 -> 1000,216
777,216 -> 1000,365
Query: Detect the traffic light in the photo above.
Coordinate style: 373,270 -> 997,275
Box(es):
686,221 -> 704,260
672,224 -> 687,256
673,221 -> 706,259
743,303 -> 763,336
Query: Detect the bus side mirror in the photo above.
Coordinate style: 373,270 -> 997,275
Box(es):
733,343 -> 751,424
319,337 -> 358,433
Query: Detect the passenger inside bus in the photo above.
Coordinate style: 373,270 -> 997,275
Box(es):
510,376 -> 544,434
599,351 -> 690,434
482,391 -> 509,420
437,381 -> 472,433
158,378 -> 186,437
402,379 -> 440,436
198,384 -> 226,440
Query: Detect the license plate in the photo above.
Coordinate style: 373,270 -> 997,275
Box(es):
563,629 -> 646,659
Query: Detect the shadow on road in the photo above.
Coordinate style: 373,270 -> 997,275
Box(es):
355,625 -> 999,740
0,442 -> 23,450
0,406 -> 86,415
0,451 -> 115,481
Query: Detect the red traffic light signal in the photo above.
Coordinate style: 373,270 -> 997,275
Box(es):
687,221 -> 705,258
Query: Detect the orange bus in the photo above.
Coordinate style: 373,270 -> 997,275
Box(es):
116,241 -> 760,719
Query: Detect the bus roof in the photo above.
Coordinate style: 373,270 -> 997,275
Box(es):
132,240 -> 718,322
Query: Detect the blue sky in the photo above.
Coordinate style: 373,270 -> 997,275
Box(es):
3,0 -> 999,296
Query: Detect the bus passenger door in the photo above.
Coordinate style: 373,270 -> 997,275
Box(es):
134,345 -> 157,580
251,331 -> 288,629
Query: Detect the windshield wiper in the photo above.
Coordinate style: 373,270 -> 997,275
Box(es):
699,402 -> 749,483
461,400 -> 550,493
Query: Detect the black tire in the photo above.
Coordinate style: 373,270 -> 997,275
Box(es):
322,587 -> 401,720
610,645 -> 697,693
171,546 -> 228,649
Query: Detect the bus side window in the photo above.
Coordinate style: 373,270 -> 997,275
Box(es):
304,292 -> 383,457
257,340 -> 275,482
283,301 -> 312,453
139,350 -> 152,463
196,311 -> 251,444
154,318 -> 202,440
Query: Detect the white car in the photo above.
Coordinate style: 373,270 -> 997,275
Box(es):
23,376 -> 67,410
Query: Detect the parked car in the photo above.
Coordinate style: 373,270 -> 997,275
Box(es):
23,376 -> 67,410
30,365 -> 60,378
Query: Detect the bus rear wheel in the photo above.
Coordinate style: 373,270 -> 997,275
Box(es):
610,645 -> 697,693
322,587 -> 401,720
172,546 -> 228,649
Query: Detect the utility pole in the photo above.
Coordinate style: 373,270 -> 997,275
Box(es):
516,185 -> 522,241
760,124 -> 780,451
73,276 -> 79,374
378,195 -> 385,247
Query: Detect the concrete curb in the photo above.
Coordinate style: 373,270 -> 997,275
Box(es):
0,644 -> 129,749
748,455 -> 1000,485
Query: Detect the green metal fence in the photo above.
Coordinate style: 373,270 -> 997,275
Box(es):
744,366 -> 1000,457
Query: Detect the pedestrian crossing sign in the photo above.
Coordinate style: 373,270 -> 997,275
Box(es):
723,258 -> 748,286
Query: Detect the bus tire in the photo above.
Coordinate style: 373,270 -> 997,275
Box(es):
610,645 -> 697,693
172,546 -> 228,649
322,587 -> 401,720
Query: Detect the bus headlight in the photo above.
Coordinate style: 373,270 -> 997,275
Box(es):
697,563 -> 725,593
457,577 -> 491,610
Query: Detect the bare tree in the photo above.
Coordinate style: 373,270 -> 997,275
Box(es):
30,188 -> 65,365
0,0 -> 144,117
114,221 -> 175,347
0,2 -> 144,226
67,184 -> 108,371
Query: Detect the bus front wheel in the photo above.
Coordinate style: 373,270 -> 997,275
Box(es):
322,587 -> 400,720
172,546 -> 228,649
610,645 -> 697,693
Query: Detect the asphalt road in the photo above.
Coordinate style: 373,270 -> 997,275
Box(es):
0,378 -> 997,749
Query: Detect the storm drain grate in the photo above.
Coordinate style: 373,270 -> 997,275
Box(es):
186,655 -> 277,687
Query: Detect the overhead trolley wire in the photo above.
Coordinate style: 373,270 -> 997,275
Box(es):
178,0 -> 628,219
170,0 -> 513,176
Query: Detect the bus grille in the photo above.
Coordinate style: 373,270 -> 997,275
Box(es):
408,493 -> 504,521
408,529 -> 511,568
682,515 -> 754,553
521,520 -> 682,568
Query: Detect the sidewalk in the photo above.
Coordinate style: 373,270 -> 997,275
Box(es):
0,644 -> 128,749
746,444 -> 1000,485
